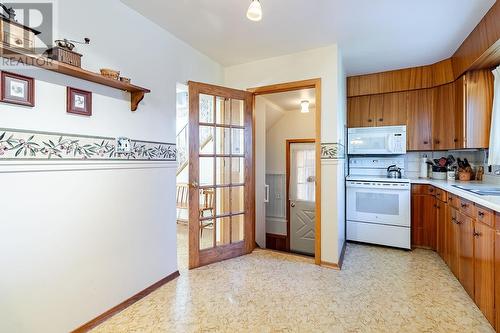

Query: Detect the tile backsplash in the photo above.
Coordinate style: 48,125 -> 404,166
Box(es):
405,150 -> 500,179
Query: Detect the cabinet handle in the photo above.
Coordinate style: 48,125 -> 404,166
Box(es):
478,211 -> 485,217
435,140 -> 441,145
423,141 -> 429,145
15,38 -> 23,45
379,118 -> 384,122
473,232 -> 481,237
461,203 -> 468,208
454,139 -> 458,143
368,119 -> 373,123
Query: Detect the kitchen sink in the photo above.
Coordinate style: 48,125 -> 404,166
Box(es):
452,185 -> 500,196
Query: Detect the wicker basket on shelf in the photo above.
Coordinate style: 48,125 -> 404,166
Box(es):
100,68 -> 120,80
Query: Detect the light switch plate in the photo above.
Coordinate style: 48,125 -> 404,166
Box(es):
116,137 -> 131,154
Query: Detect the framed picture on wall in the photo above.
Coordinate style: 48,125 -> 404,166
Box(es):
0,71 -> 35,107
67,87 -> 92,116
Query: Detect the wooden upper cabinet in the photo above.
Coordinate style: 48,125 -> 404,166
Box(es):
464,70 -> 494,149
433,83 -> 457,150
407,89 -> 433,151
379,92 -> 407,126
348,95 -> 372,128
474,221 -> 495,326
454,77 -> 466,149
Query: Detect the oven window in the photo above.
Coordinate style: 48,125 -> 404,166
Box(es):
355,192 -> 399,215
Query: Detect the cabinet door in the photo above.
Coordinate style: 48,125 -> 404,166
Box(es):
474,221 -> 495,326
436,200 -> 448,260
433,83 -> 457,150
454,76 -> 465,149
465,70 -> 494,149
378,92 -> 407,127
448,207 -> 460,277
407,89 -> 433,151
495,227 -> 500,331
458,212 -> 474,298
411,193 -> 436,249
348,96 -> 372,128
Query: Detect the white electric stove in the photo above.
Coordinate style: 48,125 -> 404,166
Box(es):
346,157 -> 411,250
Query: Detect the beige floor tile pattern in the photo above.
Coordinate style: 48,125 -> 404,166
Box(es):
92,232 -> 494,333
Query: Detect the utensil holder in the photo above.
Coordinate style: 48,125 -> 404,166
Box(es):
458,171 -> 471,181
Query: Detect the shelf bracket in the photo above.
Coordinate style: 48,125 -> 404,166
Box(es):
131,91 -> 145,112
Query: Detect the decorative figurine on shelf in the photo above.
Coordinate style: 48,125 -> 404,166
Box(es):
44,38 -> 90,68
0,3 -> 17,21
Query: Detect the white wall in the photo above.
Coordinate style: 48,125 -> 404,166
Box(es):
225,46 -> 347,264
0,1 -> 223,332
266,108 -> 316,174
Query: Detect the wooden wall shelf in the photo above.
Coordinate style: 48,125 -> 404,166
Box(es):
0,45 -> 150,111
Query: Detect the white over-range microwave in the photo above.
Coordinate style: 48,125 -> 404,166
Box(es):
348,126 -> 407,155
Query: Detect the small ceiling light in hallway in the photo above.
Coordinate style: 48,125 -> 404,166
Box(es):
247,0 -> 262,22
301,100 -> 310,113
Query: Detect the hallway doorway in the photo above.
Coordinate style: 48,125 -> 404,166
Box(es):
249,79 -> 322,263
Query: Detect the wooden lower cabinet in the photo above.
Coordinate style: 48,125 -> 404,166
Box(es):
411,189 -> 437,249
436,199 -> 448,260
447,207 -> 461,278
474,221 -> 495,326
495,219 -> 500,330
458,212 -> 475,298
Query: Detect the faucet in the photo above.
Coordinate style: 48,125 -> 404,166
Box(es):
0,3 -> 16,21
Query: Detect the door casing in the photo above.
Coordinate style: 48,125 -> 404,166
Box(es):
248,78 -> 322,265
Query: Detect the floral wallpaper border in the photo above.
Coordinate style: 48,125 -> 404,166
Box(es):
321,143 -> 345,160
0,128 -> 176,161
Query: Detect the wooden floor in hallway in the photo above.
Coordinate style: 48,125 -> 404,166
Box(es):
91,243 -> 493,333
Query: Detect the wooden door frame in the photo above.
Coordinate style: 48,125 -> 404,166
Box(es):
286,138 -> 316,252
248,78 -> 322,265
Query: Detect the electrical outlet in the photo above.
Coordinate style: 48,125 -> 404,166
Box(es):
116,137 -> 131,154
275,193 -> 281,199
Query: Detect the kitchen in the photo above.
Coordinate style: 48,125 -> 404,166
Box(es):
346,61 -> 500,328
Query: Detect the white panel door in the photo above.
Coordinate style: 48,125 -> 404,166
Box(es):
290,201 -> 315,254
289,143 -> 315,255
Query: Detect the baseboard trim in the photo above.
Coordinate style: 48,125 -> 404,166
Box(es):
320,242 -> 347,270
72,270 -> 180,333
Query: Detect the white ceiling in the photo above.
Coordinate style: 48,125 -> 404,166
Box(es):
121,0 -> 495,76
262,88 -> 316,111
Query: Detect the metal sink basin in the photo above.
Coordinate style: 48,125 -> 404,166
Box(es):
452,185 -> 500,196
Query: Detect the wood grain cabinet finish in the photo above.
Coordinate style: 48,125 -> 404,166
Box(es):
433,83 -> 457,150
495,213 -> 500,331
411,187 -> 437,250
473,221 -> 495,326
347,92 -> 407,128
379,92 -> 407,126
407,89 -> 434,151
458,211 -> 475,299
347,95 -> 372,128
448,207 -> 461,278
463,70 -> 494,149
436,199 -> 448,261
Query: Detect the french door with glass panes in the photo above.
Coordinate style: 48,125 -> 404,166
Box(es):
188,82 -> 254,269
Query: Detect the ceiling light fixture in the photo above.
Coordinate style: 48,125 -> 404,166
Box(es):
301,100 -> 310,113
247,0 -> 262,22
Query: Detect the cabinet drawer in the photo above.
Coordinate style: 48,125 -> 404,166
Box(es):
459,198 -> 476,218
448,193 -> 460,209
412,185 -> 434,195
476,205 -> 494,228
435,188 -> 448,202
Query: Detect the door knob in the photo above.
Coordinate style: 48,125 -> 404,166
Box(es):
189,181 -> 199,188
290,202 -> 296,207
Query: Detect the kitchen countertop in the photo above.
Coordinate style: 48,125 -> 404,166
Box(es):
409,178 -> 500,213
